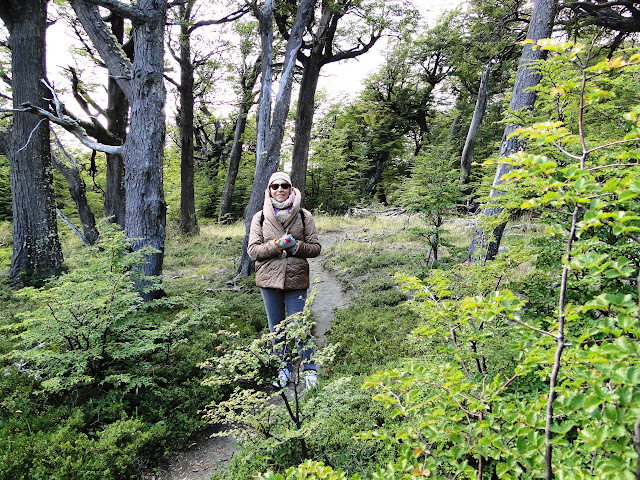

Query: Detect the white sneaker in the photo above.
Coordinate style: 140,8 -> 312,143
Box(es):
272,368 -> 290,389
304,370 -> 318,389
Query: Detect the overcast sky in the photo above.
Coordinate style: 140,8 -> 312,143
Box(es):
45,0 -> 466,119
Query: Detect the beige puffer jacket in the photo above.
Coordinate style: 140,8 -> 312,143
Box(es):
248,187 -> 321,290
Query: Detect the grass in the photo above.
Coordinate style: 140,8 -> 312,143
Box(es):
163,220 -> 246,294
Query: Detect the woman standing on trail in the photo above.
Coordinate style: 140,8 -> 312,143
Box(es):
248,172 -> 322,389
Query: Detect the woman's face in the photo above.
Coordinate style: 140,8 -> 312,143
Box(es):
270,181 -> 291,202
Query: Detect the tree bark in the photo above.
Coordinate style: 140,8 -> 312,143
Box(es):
123,0 -> 167,293
0,0 -> 64,285
71,0 -> 167,298
218,58 -> 260,223
468,0 -> 558,262
460,62 -> 491,188
365,151 -> 390,194
237,0 -> 316,277
104,15 -> 128,229
289,56 -> 321,200
177,0 -> 198,235
51,137 -> 99,245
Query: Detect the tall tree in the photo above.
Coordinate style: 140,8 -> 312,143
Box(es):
69,0 -> 167,297
283,0 -> 412,198
0,0 -> 64,285
457,0 -> 529,197
467,0 -> 558,262
59,7 -> 131,228
357,14 -> 463,196
103,15 -> 129,228
219,22 -> 261,223
166,0 -> 248,234
237,0 -> 316,277
459,61 -> 492,188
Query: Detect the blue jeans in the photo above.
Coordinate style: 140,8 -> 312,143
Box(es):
260,288 -> 316,372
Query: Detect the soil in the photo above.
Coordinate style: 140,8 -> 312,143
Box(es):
146,231 -> 353,480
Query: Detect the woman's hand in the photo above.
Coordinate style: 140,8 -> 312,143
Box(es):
275,234 -> 296,251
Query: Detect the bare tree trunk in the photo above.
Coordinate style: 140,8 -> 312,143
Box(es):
178,1 -> 198,235
70,0 -> 167,298
468,0 -> 557,262
365,151 -> 390,194
51,137 -> 99,245
123,0 -> 167,293
287,0 -> 380,202
460,62 -> 491,187
219,58 -> 260,223
237,0 -> 316,277
0,0 -> 63,285
104,15 -> 128,228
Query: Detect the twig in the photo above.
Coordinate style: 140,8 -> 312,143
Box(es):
587,162 -> 640,172
56,209 -> 90,246
585,137 -> 640,156
16,118 -> 47,152
511,317 -> 559,339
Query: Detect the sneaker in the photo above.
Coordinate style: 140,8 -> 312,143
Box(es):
304,370 -> 318,389
272,368 -> 290,389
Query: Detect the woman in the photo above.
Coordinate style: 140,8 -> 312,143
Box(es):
248,172 -> 322,389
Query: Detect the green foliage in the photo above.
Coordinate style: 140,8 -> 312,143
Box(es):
327,277 -> 414,375
5,222 -> 160,393
306,102 -> 370,212
356,41 -> 640,479
392,143 -> 462,261
0,221 -> 268,479
303,376 -> 394,475
0,405 -> 166,480
257,460 -> 360,480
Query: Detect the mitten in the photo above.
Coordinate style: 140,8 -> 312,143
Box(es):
275,234 -> 296,251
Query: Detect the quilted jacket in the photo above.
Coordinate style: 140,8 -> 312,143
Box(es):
248,187 -> 321,290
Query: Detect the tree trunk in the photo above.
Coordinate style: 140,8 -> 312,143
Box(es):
289,57 -> 321,201
460,62 -> 491,187
51,141 -> 99,245
218,59 -> 260,223
178,2 -> 198,235
468,0 -> 557,262
104,15 -> 128,229
237,0 -> 315,277
365,151 -> 390,194
123,0 -> 167,293
0,0 -> 64,285
70,0 -> 167,298
286,0 -> 380,202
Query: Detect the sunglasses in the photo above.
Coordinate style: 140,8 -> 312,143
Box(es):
270,183 -> 291,190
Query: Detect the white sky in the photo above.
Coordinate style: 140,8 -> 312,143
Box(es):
45,0 -> 466,120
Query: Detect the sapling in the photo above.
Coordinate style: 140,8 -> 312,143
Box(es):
201,287 -> 337,461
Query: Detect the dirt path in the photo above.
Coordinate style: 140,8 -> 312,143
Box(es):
147,231 -> 352,480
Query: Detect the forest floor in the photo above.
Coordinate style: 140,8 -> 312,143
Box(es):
147,230 -> 354,480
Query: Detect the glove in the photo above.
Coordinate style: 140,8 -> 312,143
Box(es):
275,234 -> 296,251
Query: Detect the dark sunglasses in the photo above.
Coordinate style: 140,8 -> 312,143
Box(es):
270,183 -> 290,190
